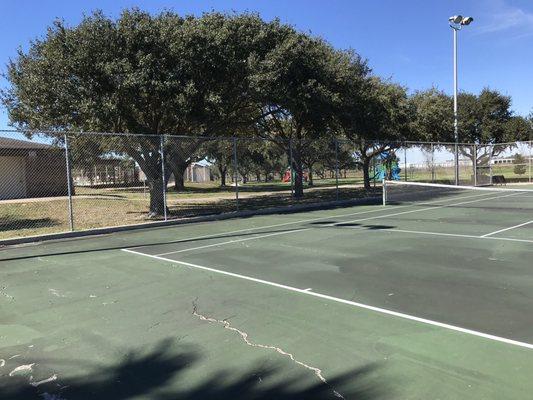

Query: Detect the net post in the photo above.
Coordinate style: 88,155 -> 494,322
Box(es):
334,139 -> 339,201
382,178 -> 387,206
63,134 -> 74,231
233,136 -> 239,211
160,135 -> 168,221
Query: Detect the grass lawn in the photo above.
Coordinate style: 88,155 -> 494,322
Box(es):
4,164 -> 528,241
0,177 -> 376,240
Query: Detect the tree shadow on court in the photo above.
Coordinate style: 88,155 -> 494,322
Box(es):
0,227 -> 315,262
1,339 -> 388,400
0,215 -> 398,262
309,221 -> 396,230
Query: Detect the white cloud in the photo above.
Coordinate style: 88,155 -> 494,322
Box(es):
476,0 -> 533,37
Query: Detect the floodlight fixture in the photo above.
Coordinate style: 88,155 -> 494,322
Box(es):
449,15 -> 463,24
448,14 -> 474,185
461,16 -> 474,25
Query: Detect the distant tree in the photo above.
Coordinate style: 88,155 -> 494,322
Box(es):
204,140 -> 234,187
251,38 -> 369,197
409,88 -> 453,142
410,88 -> 532,178
513,153 -> 527,175
337,77 -> 413,189
0,10 -> 290,215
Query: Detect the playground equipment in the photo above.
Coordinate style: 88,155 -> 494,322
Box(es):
282,168 -> 308,183
373,151 -> 401,181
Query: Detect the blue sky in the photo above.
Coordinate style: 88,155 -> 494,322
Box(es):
1,0 -> 532,132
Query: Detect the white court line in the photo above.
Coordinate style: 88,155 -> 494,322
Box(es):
127,205 -> 398,250
481,220 -> 533,238
156,228 -> 310,256
335,226 -> 533,244
331,191 -> 522,227
157,191 -> 508,256
121,248 -> 533,350
128,189 -> 496,251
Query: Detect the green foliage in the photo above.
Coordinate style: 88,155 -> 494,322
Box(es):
409,88 -> 453,142
336,77 -> 412,188
513,153 -> 527,175
2,7 -> 531,209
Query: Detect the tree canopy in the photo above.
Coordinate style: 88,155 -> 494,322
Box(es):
2,8 -> 532,213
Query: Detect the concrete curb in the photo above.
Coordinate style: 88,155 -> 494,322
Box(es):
0,196 -> 381,247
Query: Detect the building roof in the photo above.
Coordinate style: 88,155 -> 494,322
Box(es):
0,136 -> 56,150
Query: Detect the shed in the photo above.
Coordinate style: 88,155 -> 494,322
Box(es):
0,137 -> 69,200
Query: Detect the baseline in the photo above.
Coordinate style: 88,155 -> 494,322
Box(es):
121,248 -> 533,351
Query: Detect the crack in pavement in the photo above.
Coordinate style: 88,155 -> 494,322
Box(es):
192,302 -> 343,399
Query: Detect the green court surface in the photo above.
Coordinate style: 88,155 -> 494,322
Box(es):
1,187 -> 533,399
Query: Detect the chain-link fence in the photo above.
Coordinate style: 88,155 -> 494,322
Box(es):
2,130 -> 530,241
488,141 -> 533,184
0,132 -> 71,239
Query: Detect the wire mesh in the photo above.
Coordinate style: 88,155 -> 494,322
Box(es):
475,143 -> 493,186
231,137 -> 292,211
0,132 -> 70,239
2,129 -> 527,242
489,141 -> 533,184
403,143 -> 435,182
335,139 -> 364,199
68,133 -> 157,230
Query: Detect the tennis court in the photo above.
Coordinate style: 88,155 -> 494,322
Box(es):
1,182 -> 532,399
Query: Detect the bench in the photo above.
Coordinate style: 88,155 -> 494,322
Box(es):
492,175 -> 507,185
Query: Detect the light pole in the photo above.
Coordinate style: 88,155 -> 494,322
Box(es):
449,15 -> 473,185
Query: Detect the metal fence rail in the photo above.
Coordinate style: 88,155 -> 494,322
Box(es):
0,130 -> 531,241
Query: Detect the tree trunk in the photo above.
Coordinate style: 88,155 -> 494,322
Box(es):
362,156 -> 372,190
292,151 -> 304,198
308,166 -> 314,186
148,176 -> 166,217
172,161 -> 189,191
219,164 -> 227,187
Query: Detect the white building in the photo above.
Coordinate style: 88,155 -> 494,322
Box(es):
184,162 -> 211,183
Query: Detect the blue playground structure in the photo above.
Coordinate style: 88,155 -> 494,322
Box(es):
373,151 -> 401,181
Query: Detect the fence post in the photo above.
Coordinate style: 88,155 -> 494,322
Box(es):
489,144 -> 494,185
63,134 -> 74,231
289,139 -> 294,198
372,155 -> 376,188
403,147 -> 407,181
454,143 -> 459,185
160,135 -> 168,221
334,139 -> 339,201
430,142 -> 435,182
233,137 -> 239,211
529,140 -> 533,183
473,144 -> 477,186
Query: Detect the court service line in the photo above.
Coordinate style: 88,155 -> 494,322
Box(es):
156,191 -> 507,256
127,205 -> 398,250
127,189 -> 496,251
337,226 -> 533,244
121,248 -> 533,350
331,191 -> 522,227
481,220 -> 533,238
156,228 -> 310,256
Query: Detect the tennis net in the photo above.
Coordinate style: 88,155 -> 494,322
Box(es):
382,180 -> 533,212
